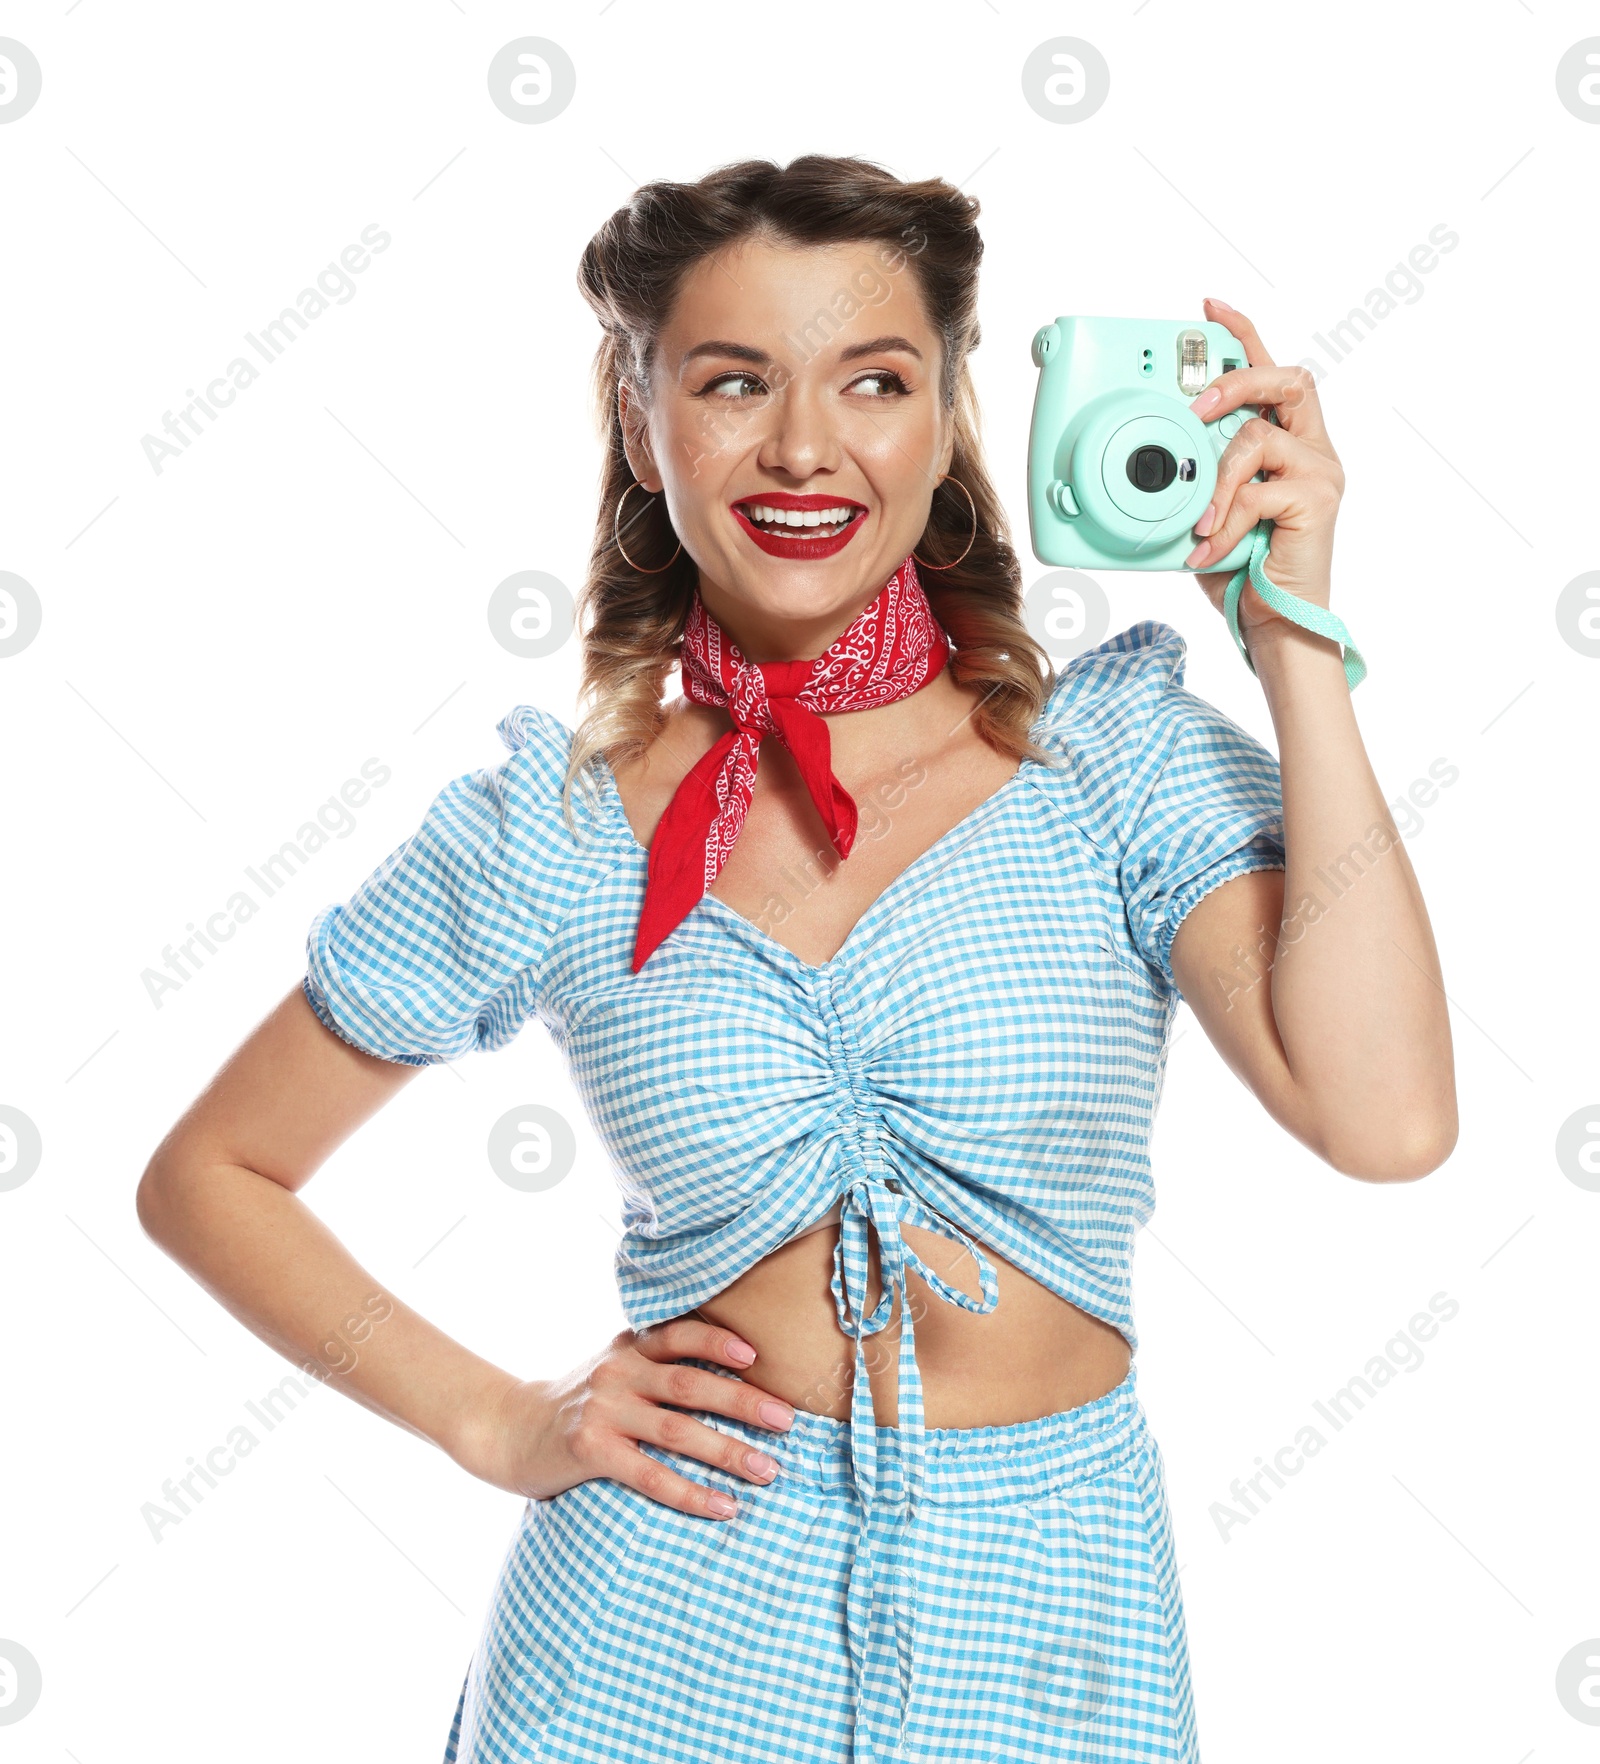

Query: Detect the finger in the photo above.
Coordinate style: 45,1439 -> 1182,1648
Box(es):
1191,363 -> 1330,449
626,1387 -> 785,1489
589,1431 -> 748,1521
1196,418 -> 1336,544
1187,476 -> 1338,575
1203,297 -> 1276,369
640,1354 -> 798,1438
632,1316 -> 761,1372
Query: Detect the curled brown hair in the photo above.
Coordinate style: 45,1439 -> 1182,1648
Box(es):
563,152 -> 1059,831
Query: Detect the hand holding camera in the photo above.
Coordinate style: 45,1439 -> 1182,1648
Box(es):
1027,298 -> 1364,688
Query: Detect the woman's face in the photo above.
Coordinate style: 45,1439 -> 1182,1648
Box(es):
620,235 -> 955,662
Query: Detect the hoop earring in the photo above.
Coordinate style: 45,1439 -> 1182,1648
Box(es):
614,480 -> 683,574
911,475 -> 977,571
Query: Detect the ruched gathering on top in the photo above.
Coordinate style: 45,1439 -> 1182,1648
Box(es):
302,618 -> 1286,1749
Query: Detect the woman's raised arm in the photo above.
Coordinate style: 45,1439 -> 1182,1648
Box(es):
1170,298 -> 1457,1179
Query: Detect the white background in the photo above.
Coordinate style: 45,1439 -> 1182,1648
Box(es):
2,1 -> 1597,1758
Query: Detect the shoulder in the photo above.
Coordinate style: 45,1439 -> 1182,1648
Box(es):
1032,618 -> 1189,746
488,700 -> 581,824
1032,617 -> 1276,760
493,699 -> 576,786
466,700 -> 621,874
302,699 -> 627,1065
1023,621 -> 1188,830
400,700 -> 624,926
1023,619 -> 1278,846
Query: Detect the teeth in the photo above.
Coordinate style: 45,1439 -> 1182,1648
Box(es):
743,504 -> 858,530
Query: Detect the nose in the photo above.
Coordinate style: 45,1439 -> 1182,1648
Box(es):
755,379 -> 841,483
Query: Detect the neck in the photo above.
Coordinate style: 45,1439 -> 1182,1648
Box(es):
680,554 -> 963,775
693,561 -> 913,665
677,648 -> 971,776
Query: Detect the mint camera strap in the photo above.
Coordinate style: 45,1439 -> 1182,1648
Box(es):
1222,527 -> 1367,691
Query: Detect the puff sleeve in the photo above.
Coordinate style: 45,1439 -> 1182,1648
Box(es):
1114,630 -> 1286,994
301,705 -> 601,1065
1023,620 -> 1287,997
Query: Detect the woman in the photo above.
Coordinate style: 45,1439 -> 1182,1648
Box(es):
136,155 -> 1456,1763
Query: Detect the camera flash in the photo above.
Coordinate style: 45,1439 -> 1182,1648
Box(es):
1176,330 -> 1209,398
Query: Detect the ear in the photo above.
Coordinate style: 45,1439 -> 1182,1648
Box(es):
618,381 -> 659,491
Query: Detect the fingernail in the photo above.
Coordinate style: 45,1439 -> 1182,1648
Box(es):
746,1450 -> 779,1479
1207,296 -> 1235,311
1193,502 -> 1216,536
1190,387 -> 1221,416
726,1338 -> 757,1365
1185,540 -> 1211,567
708,1493 -> 738,1518
759,1400 -> 796,1429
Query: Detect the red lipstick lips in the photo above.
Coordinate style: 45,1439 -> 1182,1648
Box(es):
730,492 -> 866,560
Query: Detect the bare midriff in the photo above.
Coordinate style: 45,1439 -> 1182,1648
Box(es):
610,687 -> 1135,1430
686,1211 -> 1133,1428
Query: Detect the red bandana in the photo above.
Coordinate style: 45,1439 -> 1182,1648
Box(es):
631,554 -> 952,973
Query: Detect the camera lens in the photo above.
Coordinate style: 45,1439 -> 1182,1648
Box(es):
1126,445 -> 1178,493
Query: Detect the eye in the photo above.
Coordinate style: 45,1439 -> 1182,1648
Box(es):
849,369 -> 911,397
699,371 -> 769,400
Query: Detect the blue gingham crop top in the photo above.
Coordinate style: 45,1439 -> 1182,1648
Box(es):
302,619 -> 1285,1532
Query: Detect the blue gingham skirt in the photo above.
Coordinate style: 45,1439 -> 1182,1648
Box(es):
443,1359 -> 1198,1762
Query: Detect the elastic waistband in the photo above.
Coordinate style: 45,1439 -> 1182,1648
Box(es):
674,1357 -> 1150,1508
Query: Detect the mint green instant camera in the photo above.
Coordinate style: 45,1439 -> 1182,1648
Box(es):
1026,316 -> 1273,573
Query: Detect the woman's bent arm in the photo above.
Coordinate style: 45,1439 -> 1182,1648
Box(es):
135,984 -> 514,1467
136,984 -> 802,1516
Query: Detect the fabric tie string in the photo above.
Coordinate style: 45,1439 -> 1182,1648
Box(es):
1222,526 -> 1367,691
631,554 -> 952,973
830,1170 -> 1000,1761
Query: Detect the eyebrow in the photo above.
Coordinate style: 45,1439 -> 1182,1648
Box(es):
679,333 -> 925,371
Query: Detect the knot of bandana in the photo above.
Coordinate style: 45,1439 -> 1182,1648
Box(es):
631,553 -> 951,973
